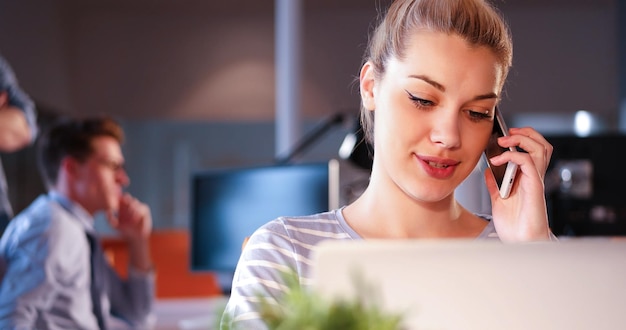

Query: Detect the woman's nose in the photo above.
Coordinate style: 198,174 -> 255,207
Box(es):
429,112 -> 461,149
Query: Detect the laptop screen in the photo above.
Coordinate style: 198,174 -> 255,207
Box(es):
312,239 -> 626,330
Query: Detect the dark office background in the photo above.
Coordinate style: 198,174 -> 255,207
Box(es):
0,0 -> 624,233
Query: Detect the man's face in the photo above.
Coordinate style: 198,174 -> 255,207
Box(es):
73,136 -> 129,215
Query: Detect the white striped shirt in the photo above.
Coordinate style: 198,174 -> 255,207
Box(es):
220,208 -> 497,329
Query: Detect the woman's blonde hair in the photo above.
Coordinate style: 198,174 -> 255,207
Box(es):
360,0 -> 513,145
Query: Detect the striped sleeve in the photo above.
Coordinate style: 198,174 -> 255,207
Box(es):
220,211 -> 352,329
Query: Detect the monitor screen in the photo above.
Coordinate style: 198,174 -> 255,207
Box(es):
190,162 -> 330,293
546,134 -> 626,236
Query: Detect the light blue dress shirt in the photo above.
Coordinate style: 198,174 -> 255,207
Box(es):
0,192 -> 154,329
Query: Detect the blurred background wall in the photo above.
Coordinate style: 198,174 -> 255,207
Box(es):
0,0 -> 622,230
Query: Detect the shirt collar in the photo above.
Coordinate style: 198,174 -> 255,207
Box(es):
47,190 -> 96,234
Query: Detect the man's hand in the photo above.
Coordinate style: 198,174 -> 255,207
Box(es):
0,104 -> 32,152
107,193 -> 153,272
107,193 -> 152,241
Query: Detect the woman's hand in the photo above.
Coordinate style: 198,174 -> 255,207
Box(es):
485,127 -> 554,242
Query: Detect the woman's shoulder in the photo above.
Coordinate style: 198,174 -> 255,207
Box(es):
259,209 -> 337,229
252,209 -> 354,243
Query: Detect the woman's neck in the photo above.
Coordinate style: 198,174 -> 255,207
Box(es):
342,185 -> 487,239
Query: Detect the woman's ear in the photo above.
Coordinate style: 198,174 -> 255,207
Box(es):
360,62 -> 376,111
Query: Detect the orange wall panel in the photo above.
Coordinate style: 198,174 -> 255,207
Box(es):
101,230 -> 222,298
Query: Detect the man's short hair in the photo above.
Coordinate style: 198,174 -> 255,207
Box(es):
37,116 -> 125,188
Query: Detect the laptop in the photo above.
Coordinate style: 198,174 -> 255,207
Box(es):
311,238 -> 626,330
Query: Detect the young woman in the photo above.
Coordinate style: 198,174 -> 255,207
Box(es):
222,0 -> 554,328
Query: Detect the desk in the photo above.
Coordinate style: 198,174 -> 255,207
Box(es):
154,296 -> 229,330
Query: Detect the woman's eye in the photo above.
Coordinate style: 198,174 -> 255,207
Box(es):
405,90 -> 434,108
468,110 -> 491,121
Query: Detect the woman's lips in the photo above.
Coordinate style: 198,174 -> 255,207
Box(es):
417,155 -> 460,179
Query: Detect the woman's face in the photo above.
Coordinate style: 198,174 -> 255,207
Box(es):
360,30 -> 504,202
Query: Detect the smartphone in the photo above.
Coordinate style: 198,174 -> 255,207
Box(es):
484,107 -> 518,199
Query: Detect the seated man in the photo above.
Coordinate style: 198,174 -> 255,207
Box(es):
0,116 -> 154,329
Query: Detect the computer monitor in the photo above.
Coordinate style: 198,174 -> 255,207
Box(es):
190,162 -> 331,293
546,134 -> 626,236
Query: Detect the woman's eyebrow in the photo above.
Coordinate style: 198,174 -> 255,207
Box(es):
473,92 -> 498,101
409,74 -> 499,101
410,74 -> 444,91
